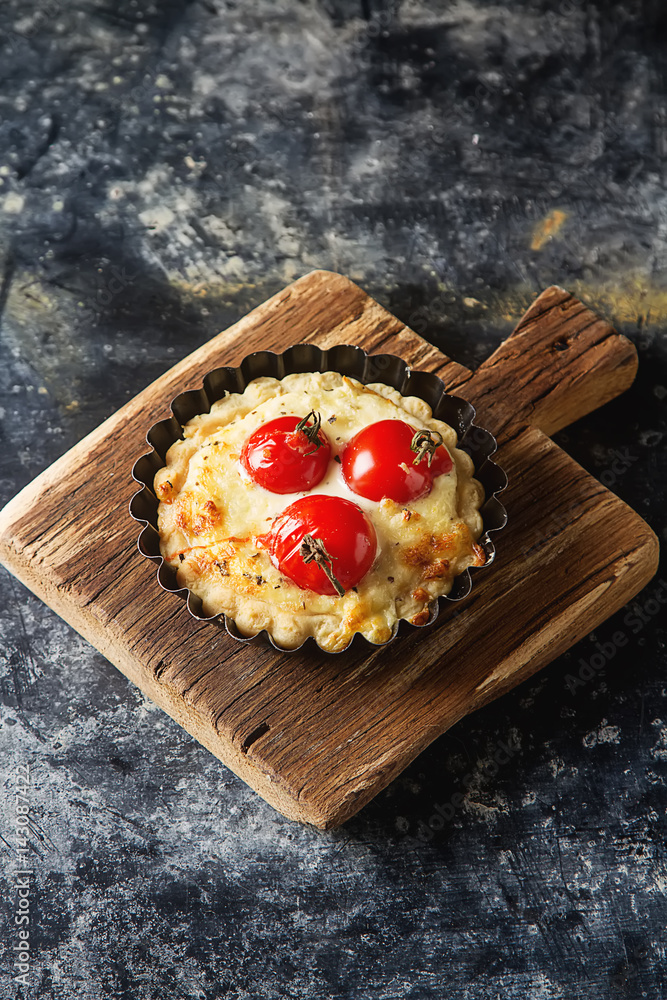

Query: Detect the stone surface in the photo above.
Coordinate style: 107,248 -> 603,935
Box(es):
0,1 -> 666,998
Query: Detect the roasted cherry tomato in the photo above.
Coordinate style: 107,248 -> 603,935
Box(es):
342,419 -> 453,503
241,411 -> 331,494
261,495 -> 377,596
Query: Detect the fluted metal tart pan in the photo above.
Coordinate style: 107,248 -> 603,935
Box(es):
130,344 -> 507,653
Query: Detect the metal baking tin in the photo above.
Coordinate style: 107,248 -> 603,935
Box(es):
130,344 -> 508,653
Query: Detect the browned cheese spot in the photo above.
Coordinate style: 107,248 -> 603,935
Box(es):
421,558 -> 451,581
193,499 -> 222,536
156,479 -> 175,503
471,542 -> 487,567
343,601 -> 369,631
403,534 -> 444,567
411,607 -> 432,627
411,587 -> 430,603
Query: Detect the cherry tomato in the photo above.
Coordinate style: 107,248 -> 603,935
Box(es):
261,495 -> 377,596
342,419 -> 453,503
241,411 -> 331,494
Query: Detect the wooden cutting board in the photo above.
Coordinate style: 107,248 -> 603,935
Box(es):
0,271 -> 658,828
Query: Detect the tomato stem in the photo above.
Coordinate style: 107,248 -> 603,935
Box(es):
300,533 -> 346,596
410,429 -> 444,467
295,410 -> 324,452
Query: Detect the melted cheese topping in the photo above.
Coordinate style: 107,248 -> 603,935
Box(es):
154,371 -> 485,652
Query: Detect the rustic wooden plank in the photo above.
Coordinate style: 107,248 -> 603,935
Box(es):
448,284 -> 639,440
0,270 -> 658,827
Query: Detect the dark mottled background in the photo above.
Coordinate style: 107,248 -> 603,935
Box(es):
1,1 -> 666,998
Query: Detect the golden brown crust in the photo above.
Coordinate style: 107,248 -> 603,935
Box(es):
154,372 -> 485,652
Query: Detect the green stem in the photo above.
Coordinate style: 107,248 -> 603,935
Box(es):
295,410 -> 323,453
300,533 -> 346,596
410,428 -> 444,467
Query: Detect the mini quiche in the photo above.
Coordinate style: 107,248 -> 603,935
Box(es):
154,371 -> 486,652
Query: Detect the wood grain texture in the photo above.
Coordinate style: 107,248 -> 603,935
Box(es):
448,284 -> 639,441
0,270 -> 659,827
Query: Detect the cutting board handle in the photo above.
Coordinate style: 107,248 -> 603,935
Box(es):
451,286 -> 638,440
